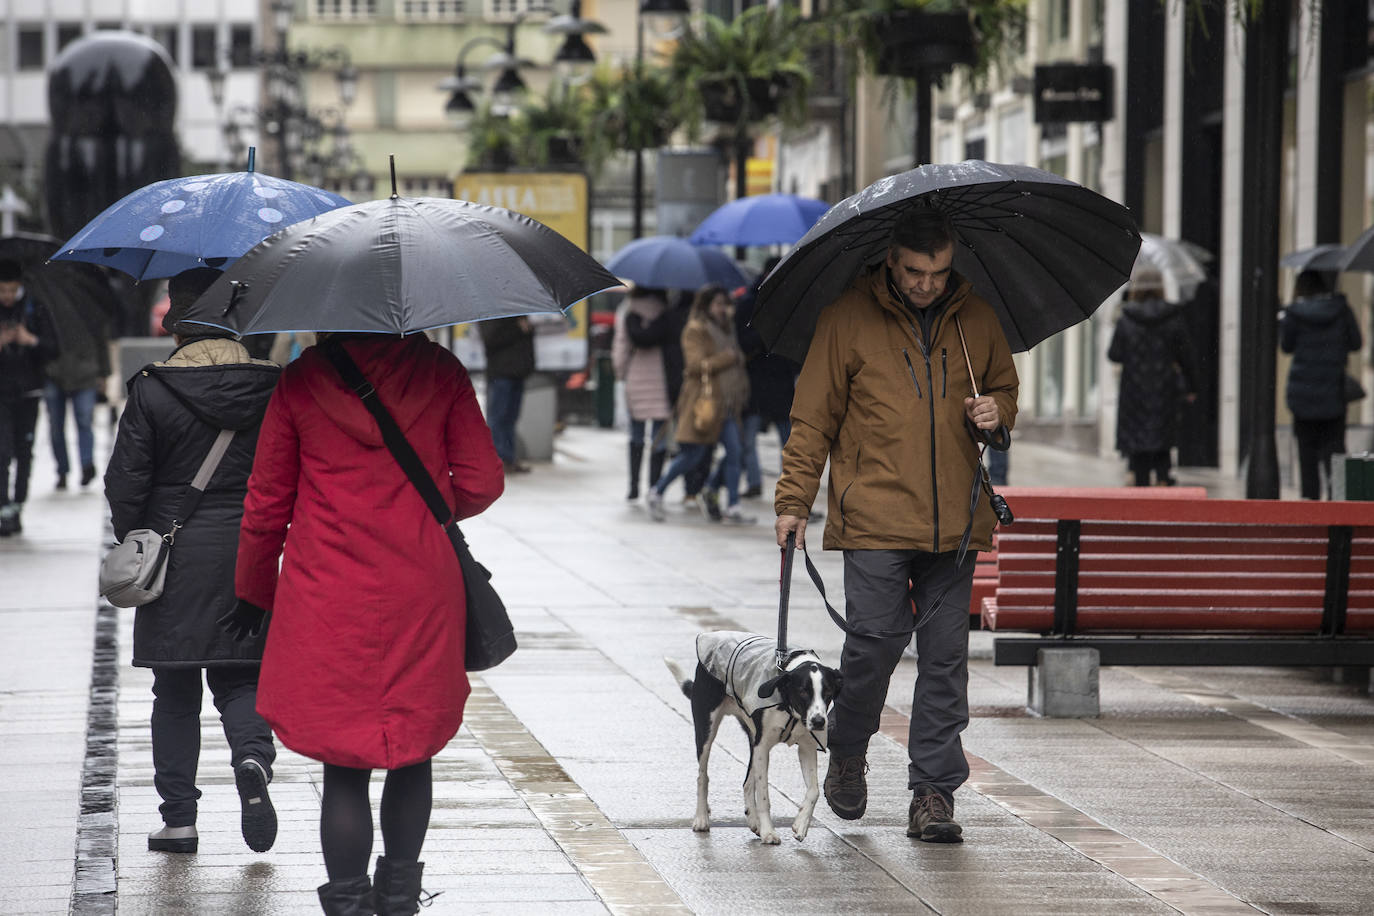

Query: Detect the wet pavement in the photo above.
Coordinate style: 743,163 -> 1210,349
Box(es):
4,407 -> 1374,915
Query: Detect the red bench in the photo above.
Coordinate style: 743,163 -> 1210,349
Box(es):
965,487 -> 1208,626
983,495 -> 1374,667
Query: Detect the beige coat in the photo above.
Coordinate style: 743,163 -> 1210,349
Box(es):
674,315 -> 749,446
775,267 -> 1019,553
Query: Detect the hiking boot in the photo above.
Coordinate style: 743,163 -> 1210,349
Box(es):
700,489 -> 722,522
148,823 -> 198,853
235,757 -> 277,852
646,490 -> 666,522
907,784 -> 963,843
823,753 -> 868,820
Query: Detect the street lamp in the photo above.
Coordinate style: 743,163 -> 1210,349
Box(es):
632,0 -> 690,239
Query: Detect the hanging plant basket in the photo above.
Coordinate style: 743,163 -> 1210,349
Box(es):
699,76 -> 781,124
874,10 -> 977,79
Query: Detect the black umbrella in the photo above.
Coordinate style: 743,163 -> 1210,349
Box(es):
752,160 -> 1141,361
181,188 -> 622,336
1341,225 -> 1374,273
0,233 -> 121,345
1279,243 -> 1345,273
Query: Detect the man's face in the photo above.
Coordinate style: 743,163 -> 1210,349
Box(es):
0,281 -> 20,309
886,243 -> 954,309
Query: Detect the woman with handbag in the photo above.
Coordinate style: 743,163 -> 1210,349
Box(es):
646,285 -> 753,524
221,332 -> 504,915
103,268 -> 283,856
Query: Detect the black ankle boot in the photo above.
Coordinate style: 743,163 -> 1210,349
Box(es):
647,449 -> 666,491
317,875 -> 374,916
373,856 -> 430,916
627,442 -> 644,500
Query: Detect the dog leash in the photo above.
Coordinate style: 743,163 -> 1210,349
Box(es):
775,531 -> 795,670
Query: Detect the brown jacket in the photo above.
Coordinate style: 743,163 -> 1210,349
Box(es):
674,316 -> 749,446
775,266 -> 1019,552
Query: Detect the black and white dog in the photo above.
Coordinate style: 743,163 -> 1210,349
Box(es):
665,631 -> 843,844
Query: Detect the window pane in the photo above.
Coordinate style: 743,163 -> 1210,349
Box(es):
17,27 -> 44,71
230,25 -> 254,68
149,25 -> 178,64
57,24 -> 83,51
191,26 -> 217,70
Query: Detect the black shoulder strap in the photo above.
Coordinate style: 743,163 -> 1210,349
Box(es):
320,340 -> 453,529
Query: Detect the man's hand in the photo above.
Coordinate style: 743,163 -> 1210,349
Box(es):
963,395 -> 1000,431
218,599 -> 270,641
775,514 -> 808,549
12,325 -> 36,347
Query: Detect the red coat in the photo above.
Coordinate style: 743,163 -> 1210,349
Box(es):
236,336 -> 504,769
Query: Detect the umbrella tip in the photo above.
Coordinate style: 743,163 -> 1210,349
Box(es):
247,147 -> 255,173
389,155 -> 398,200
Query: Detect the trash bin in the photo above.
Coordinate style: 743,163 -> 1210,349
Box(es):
1331,453 -> 1374,500
514,371 -> 556,462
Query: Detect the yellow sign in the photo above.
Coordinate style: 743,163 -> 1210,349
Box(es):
746,157 -> 773,196
451,172 -> 592,349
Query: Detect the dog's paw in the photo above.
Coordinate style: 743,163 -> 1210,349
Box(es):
746,812 -> 760,835
792,818 -> 811,841
760,830 -> 781,845
692,816 -> 711,832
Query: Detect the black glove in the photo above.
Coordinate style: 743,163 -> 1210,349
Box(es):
218,599 -> 270,641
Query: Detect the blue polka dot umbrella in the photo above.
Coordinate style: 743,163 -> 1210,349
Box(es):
50,148 -> 353,281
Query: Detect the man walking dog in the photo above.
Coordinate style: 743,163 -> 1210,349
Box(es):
774,207 -> 1018,842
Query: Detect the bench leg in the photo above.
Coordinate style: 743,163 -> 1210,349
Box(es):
1028,648 -> 1100,718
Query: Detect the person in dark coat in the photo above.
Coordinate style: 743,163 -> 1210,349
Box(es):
732,258 -> 799,497
103,268 -> 282,856
226,332 -> 505,914
43,283 -> 112,490
0,259 -> 59,536
1108,268 -> 1198,486
1280,270 -> 1362,499
479,315 -> 536,473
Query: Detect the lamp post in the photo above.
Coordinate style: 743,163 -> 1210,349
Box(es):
209,0 -> 363,187
632,0 -> 690,240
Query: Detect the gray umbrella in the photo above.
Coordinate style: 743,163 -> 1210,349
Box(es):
1341,225 -> 1374,273
1279,243 -> 1345,273
180,193 -> 622,336
752,160 -> 1141,361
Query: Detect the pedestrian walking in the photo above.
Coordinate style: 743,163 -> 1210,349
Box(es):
774,208 -> 1019,843
1108,266 -> 1198,486
0,259 -> 59,536
732,258 -> 798,497
43,283 -> 112,491
646,285 -> 753,524
103,267 -> 282,856
479,315 -> 536,474
225,332 -> 505,915
1280,270 -> 1362,499
612,285 -> 672,500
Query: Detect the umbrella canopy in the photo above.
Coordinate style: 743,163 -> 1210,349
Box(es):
1341,225 -> 1374,273
753,160 -> 1141,362
1280,243 -> 1346,273
688,193 -> 831,247
605,235 -> 752,291
179,195 -> 622,336
0,232 -> 121,342
1134,233 -> 1208,302
51,149 -> 353,280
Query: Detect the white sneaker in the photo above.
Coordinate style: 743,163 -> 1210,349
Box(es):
722,505 -> 756,525
646,491 -> 666,522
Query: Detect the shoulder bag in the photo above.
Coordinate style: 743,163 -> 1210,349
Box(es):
691,365 -> 718,434
100,424 -> 235,608
321,341 -> 516,672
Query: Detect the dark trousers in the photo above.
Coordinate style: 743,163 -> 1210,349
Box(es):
486,375 -> 526,464
828,549 -> 976,801
1127,450 -> 1172,487
0,396 -> 39,504
150,666 -> 276,827
43,382 -> 97,476
1293,416 -> 1346,500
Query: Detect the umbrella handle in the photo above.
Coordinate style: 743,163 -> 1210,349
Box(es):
955,314 -> 979,398
776,531 -> 795,670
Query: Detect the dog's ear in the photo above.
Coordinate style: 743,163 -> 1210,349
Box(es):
825,667 -> 844,699
757,674 -> 785,699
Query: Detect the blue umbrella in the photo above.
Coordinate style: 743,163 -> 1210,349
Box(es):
688,193 -> 831,247
51,148 -> 353,280
605,235 -> 751,291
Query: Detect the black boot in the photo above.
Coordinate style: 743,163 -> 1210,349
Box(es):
647,449 -> 666,491
373,856 -> 430,916
627,442 -> 645,500
317,875 -> 375,916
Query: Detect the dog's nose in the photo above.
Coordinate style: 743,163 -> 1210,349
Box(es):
809,715 -> 827,731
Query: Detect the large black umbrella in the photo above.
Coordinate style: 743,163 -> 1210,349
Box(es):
752,161 -> 1141,362
180,192 -> 622,336
0,233 -> 120,347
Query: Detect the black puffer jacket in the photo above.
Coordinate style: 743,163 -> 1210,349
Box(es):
1280,293 -> 1361,421
479,316 -> 535,379
104,337 -> 281,668
1108,298 -> 1197,456
0,293 -> 60,399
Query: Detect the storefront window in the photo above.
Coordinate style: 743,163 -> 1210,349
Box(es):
1036,332 -> 1065,418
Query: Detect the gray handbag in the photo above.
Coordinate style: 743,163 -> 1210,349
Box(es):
99,428 -> 235,608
